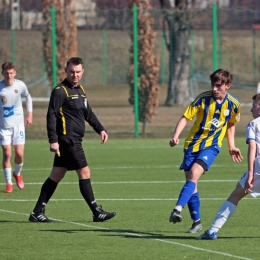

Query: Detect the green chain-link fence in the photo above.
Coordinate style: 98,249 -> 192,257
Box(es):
0,7 -> 259,138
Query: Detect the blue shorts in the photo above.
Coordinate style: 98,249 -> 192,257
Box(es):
180,147 -> 219,172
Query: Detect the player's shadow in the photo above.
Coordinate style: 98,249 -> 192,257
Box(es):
39,228 -> 201,240
39,228 -> 259,240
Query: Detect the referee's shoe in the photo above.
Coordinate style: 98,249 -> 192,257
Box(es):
93,205 -> 116,222
29,208 -> 54,222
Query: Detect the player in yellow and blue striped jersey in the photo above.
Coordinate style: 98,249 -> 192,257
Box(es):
168,69 -> 244,233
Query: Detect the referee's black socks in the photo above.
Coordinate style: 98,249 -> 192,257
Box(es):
33,178 -> 58,214
79,179 -> 98,213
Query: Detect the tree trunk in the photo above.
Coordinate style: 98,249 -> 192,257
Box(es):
42,0 -> 77,90
160,0 -> 194,106
128,0 -> 160,134
164,12 -> 191,106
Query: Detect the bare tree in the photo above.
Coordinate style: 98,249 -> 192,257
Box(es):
160,0 -> 195,106
42,0 -> 77,89
128,0 -> 160,134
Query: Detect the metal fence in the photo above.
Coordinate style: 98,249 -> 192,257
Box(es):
0,7 -> 259,138
0,8 -> 259,86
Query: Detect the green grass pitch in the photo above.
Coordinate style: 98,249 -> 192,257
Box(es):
0,138 -> 258,260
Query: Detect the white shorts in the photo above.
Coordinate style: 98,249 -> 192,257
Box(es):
0,124 -> 25,145
239,171 -> 260,198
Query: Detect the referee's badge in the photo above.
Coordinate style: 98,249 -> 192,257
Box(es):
15,89 -> 18,93
1,96 -> 7,104
84,98 -> 87,108
224,109 -> 229,116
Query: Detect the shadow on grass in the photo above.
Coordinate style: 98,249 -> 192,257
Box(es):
37,228 -> 252,240
38,228 -> 192,239
4,221 -> 258,240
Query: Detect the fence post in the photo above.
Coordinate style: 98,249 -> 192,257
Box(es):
42,56 -> 47,84
11,0 -> 21,63
190,29 -> 194,78
253,29 -> 257,85
160,32 -> 165,83
11,29 -> 15,63
133,3 -> 139,137
219,28 -> 223,68
212,3 -> 218,71
102,28 -> 107,85
51,5 -> 57,89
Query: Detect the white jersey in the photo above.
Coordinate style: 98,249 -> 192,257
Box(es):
246,117 -> 260,175
0,79 -> 31,128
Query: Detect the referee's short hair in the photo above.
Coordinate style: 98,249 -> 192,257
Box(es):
66,57 -> 83,68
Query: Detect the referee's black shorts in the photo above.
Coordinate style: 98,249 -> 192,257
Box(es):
53,135 -> 88,171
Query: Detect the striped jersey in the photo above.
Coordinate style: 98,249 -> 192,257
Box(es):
183,90 -> 240,153
0,79 -> 31,128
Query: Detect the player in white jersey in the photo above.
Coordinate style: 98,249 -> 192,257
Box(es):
0,61 -> 33,193
197,93 -> 260,240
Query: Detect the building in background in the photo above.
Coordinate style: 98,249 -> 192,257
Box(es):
229,0 -> 260,8
1,0 -> 260,30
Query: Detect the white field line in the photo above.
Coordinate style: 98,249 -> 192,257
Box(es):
0,198 -> 257,202
0,180 -> 243,186
0,163 -> 248,172
0,209 -> 253,260
40,145 -> 184,150
0,181 -> 241,186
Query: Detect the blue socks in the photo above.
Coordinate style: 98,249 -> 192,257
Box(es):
176,181 -> 196,208
187,192 -> 201,221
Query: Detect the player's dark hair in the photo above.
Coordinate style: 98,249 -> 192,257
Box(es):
252,93 -> 260,102
66,57 -> 83,68
210,69 -> 233,85
1,61 -> 15,71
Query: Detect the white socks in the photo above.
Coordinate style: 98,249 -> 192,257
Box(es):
4,163 -> 23,184
175,205 -> 183,212
208,200 -> 236,234
14,163 -> 23,176
4,168 -> 12,184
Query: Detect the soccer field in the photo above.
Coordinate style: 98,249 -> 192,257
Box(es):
0,138 -> 258,260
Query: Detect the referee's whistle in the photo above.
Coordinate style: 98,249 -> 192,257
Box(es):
57,151 -> 60,157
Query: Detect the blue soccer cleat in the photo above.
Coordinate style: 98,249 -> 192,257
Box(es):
196,230 -> 217,240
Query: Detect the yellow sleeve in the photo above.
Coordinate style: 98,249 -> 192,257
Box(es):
183,104 -> 199,121
229,104 -> 241,124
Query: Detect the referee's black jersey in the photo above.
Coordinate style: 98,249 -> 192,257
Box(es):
47,78 -> 105,143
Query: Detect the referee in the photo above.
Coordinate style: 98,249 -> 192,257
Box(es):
29,57 -> 116,222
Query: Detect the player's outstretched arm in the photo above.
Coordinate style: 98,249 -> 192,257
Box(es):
169,116 -> 188,147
